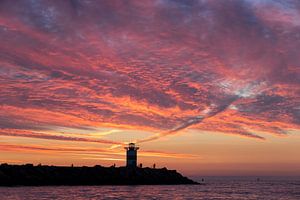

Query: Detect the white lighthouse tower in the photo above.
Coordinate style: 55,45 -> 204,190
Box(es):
125,143 -> 139,167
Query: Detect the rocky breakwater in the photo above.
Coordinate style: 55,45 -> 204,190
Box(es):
0,164 -> 198,186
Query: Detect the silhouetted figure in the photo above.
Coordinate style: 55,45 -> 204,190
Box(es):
153,164 -> 156,169
71,164 -> 74,167
139,163 -> 143,168
201,178 -> 205,182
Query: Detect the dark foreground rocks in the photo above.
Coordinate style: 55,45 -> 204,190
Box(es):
0,164 -> 198,186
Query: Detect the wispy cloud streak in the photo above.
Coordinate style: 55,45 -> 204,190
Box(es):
0,129 -> 122,145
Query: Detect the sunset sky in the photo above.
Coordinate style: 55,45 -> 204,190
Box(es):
0,0 -> 299,176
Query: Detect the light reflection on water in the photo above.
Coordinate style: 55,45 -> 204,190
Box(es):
0,178 -> 299,200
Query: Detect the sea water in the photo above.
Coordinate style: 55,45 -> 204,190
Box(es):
0,177 -> 299,200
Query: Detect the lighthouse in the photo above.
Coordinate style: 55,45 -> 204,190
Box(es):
125,143 -> 139,167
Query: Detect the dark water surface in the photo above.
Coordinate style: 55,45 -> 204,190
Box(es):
0,177 -> 299,200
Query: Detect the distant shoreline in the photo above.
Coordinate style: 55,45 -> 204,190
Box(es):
0,163 -> 198,186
